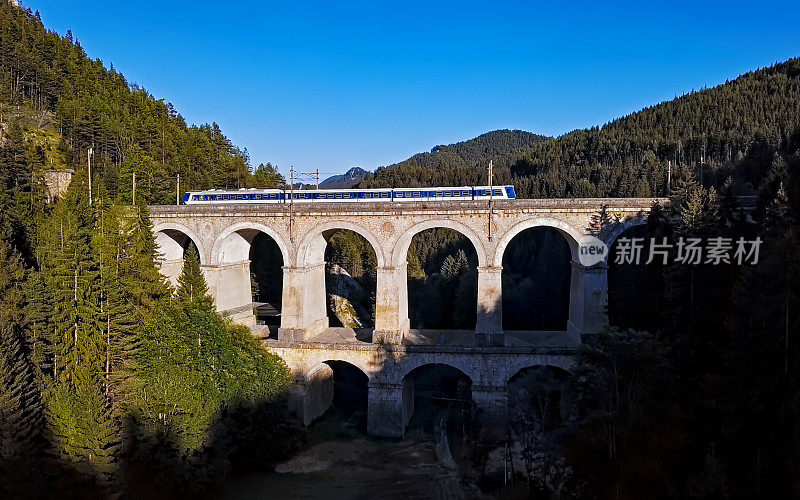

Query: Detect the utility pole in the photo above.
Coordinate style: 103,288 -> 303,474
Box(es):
176,174 -> 181,205
488,160 -> 494,241
699,153 -> 704,185
132,172 -> 136,205
87,147 -> 93,206
289,166 -> 295,242
667,160 -> 671,194
315,169 -> 320,190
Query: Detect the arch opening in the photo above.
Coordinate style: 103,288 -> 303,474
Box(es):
406,228 -> 478,331
154,228 -> 203,288
155,229 -> 201,262
216,228 -> 286,332
324,360 -> 369,433
323,229 -> 378,337
302,360 -> 369,433
250,233 -> 284,331
607,224 -> 664,332
501,227 -> 571,331
403,364 -> 474,458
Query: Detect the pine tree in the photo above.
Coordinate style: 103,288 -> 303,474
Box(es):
36,184 -> 120,489
176,246 -> 210,308
0,242 -> 44,489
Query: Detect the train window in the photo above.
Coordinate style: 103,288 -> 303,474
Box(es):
335,193 -> 342,199
412,192 -> 419,197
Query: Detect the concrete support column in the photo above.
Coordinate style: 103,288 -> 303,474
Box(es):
476,266 -> 503,342
472,384 -> 508,439
373,263 -> 410,344
367,379 -> 412,437
287,364 -> 334,426
202,260 -> 256,326
279,262 -> 329,341
567,260 -> 609,339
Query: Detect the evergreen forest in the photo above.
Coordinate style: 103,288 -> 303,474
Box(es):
0,1 -> 798,497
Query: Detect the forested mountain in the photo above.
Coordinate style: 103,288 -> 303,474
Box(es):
320,166 -> 368,188
0,3 -> 297,496
358,129 -> 550,188
1,0 -> 799,497
360,59 -> 800,198
0,1 -> 268,208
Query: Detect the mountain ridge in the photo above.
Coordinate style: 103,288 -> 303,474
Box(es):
358,58 -> 800,199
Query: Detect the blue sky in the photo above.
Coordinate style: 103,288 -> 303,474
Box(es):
25,0 -> 800,179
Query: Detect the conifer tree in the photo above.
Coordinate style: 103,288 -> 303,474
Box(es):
37,184 -> 120,489
0,242 -> 43,487
176,246 -> 210,308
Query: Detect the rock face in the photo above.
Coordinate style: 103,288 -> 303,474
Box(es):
326,264 -> 371,328
44,169 -> 74,203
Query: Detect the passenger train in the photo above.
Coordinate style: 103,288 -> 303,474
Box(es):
182,185 -> 516,204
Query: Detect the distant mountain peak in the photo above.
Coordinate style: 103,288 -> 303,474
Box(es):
320,166 -> 370,189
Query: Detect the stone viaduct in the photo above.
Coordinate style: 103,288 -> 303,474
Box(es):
149,197 -> 664,437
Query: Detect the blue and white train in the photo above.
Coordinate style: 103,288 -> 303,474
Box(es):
182,185 -> 516,204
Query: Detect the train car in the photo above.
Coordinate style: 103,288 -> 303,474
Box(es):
183,189 -> 284,204
285,188 -> 393,203
182,185 -> 517,205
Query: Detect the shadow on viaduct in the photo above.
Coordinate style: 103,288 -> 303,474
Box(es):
149,197 -> 664,437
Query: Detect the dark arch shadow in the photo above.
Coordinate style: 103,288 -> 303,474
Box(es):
403,363 -> 474,460
501,227 -> 571,331
250,232 -> 285,334
324,360 -> 369,433
607,224 -> 665,332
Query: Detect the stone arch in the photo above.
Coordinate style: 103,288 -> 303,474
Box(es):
297,220 -> 386,268
601,216 -> 649,249
506,363 -> 573,385
153,222 -> 206,264
493,218 -> 582,267
310,356 -> 373,381
400,359 -> 475,384
212,222 -> 291,266
297,358 -> 371,427
391,219 -> 487,268
497,220 -> 578,331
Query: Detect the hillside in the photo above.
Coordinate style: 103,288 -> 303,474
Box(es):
360,59 -> 800,198
357,129 -> 550,188
0,1 -> 256,209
